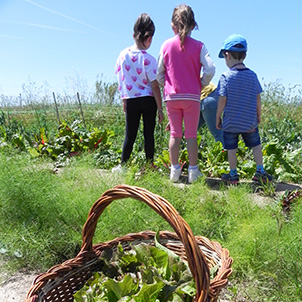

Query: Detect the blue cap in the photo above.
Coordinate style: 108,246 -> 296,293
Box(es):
218,34 -> 247,58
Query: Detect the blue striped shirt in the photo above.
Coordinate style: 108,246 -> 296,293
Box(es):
217,67 -> 262,133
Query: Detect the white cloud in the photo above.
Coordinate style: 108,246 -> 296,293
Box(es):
24,0 -> 117,37
0,20 -> 83,33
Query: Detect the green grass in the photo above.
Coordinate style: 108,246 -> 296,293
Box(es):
0,151 -> 301,301
0,82 -> 302,300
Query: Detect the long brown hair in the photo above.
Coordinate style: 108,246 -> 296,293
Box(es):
172,4 -> 198,50
133,13 -> 155,47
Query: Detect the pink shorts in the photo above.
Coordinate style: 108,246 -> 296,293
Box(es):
166,100 -> 200,139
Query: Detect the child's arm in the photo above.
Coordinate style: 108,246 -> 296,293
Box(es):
151,80 -> 164,124
257,94 -> 261,124
200,45 -> 215,87
122,99 -> 127,114
216,96 -> 226,129
156,46 -> 165,87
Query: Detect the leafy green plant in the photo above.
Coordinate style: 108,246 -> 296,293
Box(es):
74,234 -> 196,302
262,140 -> 302,182
94,147 -> 122,169
32,120 -> 115,165
0,111 -> 34,152
199,140 -> 228,177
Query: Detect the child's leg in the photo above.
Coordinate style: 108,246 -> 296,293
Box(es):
166,102 -> 183,166
227,149 -> 237,170
252,144 -> 273,182
183,101 -> 200,167
169,137 -> 182,165
186,138 -> 198,166
122,99 -> 141,163
242,129 -> 264,171
142,96 -> 157,162
223,131 -> 239,176
221,148 -> 239,183
252,144 -> 263,166
252,144 -> 265,173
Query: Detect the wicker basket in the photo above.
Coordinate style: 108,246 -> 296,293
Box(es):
26,184 -> 233,302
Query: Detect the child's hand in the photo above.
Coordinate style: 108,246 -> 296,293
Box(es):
165,122 -> 170,131
158,111 -> 164,124
216,117 -> 222,129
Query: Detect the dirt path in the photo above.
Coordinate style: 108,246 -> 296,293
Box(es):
0,270 -> 38,302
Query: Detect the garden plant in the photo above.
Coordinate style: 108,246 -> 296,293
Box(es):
0,80 -> 302,301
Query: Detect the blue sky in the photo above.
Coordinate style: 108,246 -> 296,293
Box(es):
0,0 -> 301,96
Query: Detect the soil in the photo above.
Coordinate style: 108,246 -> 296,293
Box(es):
1,178 -> 301,302
0,269 -> 38,302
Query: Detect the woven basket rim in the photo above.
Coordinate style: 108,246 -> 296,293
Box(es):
26,185 -> 233,302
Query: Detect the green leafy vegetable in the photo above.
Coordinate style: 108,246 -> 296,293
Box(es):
74,233 -> 197,302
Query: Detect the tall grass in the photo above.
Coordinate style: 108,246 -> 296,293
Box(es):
0,81 -> 302,300
0,151 -> 301,301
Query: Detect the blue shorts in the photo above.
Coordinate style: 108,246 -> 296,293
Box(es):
223,127 -> 261,149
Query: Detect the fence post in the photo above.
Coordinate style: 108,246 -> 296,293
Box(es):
76,92 -> 86,129
52,92 -> 61,125
19,93 -> 22,107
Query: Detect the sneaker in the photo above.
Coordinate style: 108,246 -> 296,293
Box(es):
221,173 -> 239,185
111,164 -> 126,173
188,168 -> 203,183
170,166 -> 181,182
252,170 -> 273,183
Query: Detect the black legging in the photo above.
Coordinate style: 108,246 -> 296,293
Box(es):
121,96 -> 157,163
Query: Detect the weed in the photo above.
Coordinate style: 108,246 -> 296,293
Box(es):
255,179 -> 277,197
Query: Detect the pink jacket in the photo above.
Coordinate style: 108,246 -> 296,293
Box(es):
157,35 -> 215,102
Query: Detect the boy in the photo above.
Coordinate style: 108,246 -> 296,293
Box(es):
216,34 -> 273,184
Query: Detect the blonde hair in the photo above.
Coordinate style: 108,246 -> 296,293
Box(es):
171,4 -> 198,50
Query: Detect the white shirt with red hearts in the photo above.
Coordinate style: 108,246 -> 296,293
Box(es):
115,46 -> 157,99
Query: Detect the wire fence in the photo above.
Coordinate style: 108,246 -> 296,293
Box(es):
0,91 -> 124,130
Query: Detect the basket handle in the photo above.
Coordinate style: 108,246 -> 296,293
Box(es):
80,184 -> 210,302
